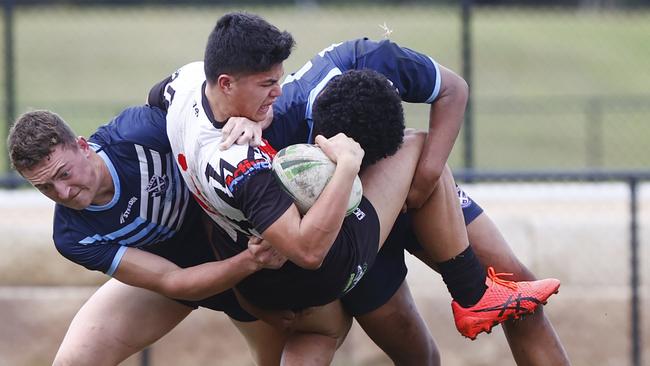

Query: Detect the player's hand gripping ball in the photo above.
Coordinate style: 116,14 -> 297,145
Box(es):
272,143 -> 363,215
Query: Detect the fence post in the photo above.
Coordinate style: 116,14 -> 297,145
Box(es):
629,179 -> 641,366
460,0 -> 474,174
4,0 -> 16,175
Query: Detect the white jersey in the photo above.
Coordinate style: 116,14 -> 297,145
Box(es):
161,62 -> 290,241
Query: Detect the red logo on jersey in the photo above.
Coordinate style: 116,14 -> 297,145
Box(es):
177,153 -> 188,171
259,139 -> 277,158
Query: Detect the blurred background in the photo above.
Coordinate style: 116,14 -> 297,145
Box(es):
0,0 -> 648,365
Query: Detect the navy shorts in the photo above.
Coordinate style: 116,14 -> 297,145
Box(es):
145,202 -> 256,322
341,185 -> 484,316
232,197 -> 380,311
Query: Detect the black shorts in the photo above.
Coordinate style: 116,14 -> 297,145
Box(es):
144,201 -> 256,322
341,212 -> 412,316
341,187 -> 484,316
232,197 -> 380,311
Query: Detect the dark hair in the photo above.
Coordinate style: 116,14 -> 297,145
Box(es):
204,12 -> 295,82
312,69 -> 405,168
8,110 -> 77,173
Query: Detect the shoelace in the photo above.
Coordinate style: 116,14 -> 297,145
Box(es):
487,266 -> 518,290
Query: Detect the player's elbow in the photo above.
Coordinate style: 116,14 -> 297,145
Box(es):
158,274 -> 205,301
293,250 -> 326,270
459,78 -> 469,102
449,73 -> 469,103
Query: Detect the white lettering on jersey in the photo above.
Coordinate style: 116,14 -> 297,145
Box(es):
119,196 -> 139,224
352,207 -> 366,221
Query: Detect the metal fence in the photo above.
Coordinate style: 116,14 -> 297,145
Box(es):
2,2 -> 649,173
456,170 -> 649,366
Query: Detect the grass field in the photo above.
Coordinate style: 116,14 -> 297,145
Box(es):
1,5 -> 649,172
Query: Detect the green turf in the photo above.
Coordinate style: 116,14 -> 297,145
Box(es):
1,5 -> 649,173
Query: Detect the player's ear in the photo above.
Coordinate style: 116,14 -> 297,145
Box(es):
76,137 -> 90,155
217,74 -> 234,93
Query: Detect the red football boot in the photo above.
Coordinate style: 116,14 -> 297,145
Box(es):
452,267 -> 560,340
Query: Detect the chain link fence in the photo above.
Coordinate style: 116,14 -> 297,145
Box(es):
464,6 -> 650,170
2,3 -> 649,172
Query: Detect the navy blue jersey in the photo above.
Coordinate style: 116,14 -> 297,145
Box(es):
265,38 -> 440,149
53,106 -> 194,275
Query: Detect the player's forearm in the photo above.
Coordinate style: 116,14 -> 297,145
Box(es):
116,248 -> 260,301
296,163 -> 358,268
417,71 -> 468,183
266,161 -> 358,270
160,250 -> 260,301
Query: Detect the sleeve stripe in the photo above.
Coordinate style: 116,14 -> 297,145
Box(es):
426,56 -> 442,104
159,152 -> 174,226
305,67 -> 342,143
149,149 -> 162,224
136,145 -> 150,218
106,245 -> 128,276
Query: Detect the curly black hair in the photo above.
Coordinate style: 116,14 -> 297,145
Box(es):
312,69 -> 404,168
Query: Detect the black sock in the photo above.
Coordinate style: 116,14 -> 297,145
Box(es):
438,245 -> 487,308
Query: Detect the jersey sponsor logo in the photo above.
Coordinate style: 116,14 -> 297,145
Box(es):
119,196 -> 139,224
456,185 -> 472,208
342,263 -> 368,294
146,175 -> 168,197
225,158 -> 272,192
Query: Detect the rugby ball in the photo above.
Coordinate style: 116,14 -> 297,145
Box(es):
272,143 -> 363,216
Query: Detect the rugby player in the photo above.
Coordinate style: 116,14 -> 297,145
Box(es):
263,38 -> 571,365
7,107 -> 289,365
